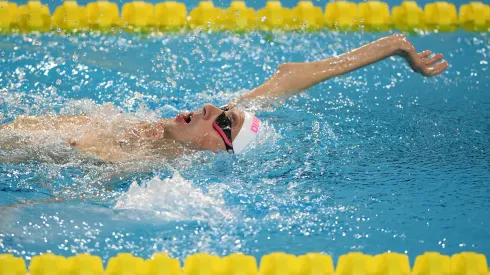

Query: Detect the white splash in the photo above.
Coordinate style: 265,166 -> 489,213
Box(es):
114,173 -> 233,221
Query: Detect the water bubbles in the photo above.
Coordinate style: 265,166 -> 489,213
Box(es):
166,76 -> 177,88
0,31 -> 489,262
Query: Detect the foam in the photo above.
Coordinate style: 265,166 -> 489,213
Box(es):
114,173 -> 233,221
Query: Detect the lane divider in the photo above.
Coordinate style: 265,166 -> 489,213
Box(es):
0,251 -> 488,274
0,1 -> 489,33
52,1 -> 87,30
324,1 -> 358,31
87,1 -> 120,30
425,2 -> 459,32
392,2 -> 424,32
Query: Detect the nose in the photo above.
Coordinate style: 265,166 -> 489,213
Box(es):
202,104 -> 222,121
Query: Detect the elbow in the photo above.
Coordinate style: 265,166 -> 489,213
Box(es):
277,63 -> 296,75
272,63 -> 296,83
277,62 -> 306,78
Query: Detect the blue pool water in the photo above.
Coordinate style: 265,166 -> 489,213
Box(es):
0,31 -> 489,264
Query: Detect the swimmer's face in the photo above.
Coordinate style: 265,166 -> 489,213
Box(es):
168,103 -> 245,151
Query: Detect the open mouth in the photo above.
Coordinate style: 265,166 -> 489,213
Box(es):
176,112 -> 193,124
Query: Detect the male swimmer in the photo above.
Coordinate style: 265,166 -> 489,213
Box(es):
0,34 -> 448,163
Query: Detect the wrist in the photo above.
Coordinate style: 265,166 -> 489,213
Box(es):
390,34 -> 415,56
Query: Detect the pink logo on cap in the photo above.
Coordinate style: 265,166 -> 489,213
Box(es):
250,116 -> 260,133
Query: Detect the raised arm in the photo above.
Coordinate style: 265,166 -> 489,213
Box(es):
236,34 -> 448,102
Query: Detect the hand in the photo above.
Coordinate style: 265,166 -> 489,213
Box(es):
406,50 -> 449,77
396,39 -> 449,77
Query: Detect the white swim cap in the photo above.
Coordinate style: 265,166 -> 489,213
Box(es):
232,111 -> 261,154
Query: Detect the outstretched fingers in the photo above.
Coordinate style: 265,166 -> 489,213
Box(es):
416,51 -> 448,77
426,61 -> 449,76
405,49 -> 448,77
418,50 -> 432,59
424,53 -> 444,66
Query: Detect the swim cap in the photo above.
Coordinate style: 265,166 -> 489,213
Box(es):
232,111 -> 261,154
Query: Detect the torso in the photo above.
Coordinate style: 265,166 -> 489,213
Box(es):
0,115 -> 184,163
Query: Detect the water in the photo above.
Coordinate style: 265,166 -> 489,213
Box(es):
0,31 -> 489,264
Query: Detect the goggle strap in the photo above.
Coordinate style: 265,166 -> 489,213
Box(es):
213,121 -> 234,148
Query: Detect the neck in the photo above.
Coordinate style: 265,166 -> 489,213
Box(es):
153,119 -> 168,139
140,119 -> 171,139
159,119 -> 175,140
141,119 -> 189,157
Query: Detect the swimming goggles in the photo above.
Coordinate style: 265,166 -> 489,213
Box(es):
213,104 -> 262,154
212,105 -> 234,153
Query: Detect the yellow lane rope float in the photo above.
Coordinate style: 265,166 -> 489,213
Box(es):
0,1 -> 489,33
0,251 -> 488,274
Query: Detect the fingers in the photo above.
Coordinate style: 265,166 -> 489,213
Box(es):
424,53 -> 444,66
431,61 -> 449,76
412,50 -> 449,77
416,51 -> 448,77
424,60 -> 449,77
418,50 -> 432,59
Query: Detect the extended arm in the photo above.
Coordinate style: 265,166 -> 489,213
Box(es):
236,34 -> 448,102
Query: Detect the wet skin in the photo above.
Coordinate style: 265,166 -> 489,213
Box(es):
0,34 -> 449,163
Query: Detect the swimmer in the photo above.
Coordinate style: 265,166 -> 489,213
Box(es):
0,34 -> 448,163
